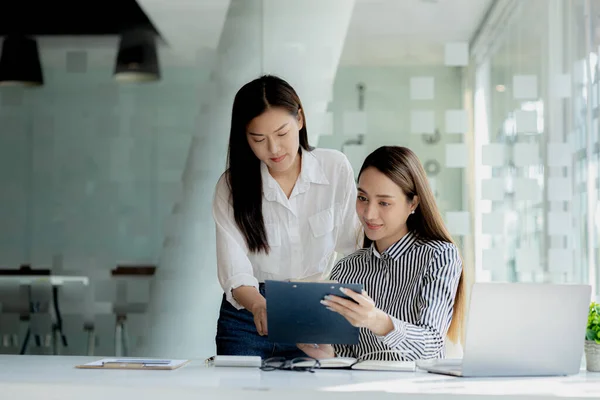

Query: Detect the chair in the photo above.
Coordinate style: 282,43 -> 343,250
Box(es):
0,313 -> 20,354
111,265 -> 156,357
0,265 -> 57,355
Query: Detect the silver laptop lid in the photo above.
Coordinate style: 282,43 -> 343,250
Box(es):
461,282 -> 591,377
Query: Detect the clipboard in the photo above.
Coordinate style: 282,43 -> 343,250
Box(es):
76,358 -> 190,370
265,280 -> 363,345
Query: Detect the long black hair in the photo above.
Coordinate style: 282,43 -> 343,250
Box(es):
226,75 -> 313,253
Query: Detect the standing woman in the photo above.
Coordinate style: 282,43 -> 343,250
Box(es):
213,75 -> 361,358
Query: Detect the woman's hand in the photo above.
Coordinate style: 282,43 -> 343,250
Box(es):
231,286 -> 268,336
297,343 -> 335,359
250,298 -> 268,336
321,287 -> 394,336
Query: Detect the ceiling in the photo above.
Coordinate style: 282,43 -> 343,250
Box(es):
136,0 -> 230,54
0,0 -> 494,68
139,0 -> 495,67
141,0 -> 494,67
340,0 -> 495,66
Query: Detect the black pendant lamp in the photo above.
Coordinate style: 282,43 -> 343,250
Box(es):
0,35 -> 44,86
114,28 -> 160,83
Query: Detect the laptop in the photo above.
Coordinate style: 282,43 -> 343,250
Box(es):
418,282 -> 591,377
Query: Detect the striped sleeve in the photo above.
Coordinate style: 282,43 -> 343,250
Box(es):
376,246 -> 462,360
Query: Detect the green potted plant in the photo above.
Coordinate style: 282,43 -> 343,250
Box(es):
585,302 -> 600,372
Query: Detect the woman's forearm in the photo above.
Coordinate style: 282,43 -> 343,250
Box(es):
232,286 -> 265,312
369,309 -> 395,336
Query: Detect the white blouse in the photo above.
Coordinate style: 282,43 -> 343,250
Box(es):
212,148 -> 361,309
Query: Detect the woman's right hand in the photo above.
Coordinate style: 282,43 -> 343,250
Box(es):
250,298 -> 268,336
232,286 -> 268,336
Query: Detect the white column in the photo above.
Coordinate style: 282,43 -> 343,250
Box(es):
143,0 -> 355,359
261,0 -> 355,144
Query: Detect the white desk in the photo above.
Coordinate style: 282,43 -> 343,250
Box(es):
1,355 -> 600,400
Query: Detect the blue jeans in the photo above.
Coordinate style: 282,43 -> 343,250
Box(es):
215,284 -> 306,359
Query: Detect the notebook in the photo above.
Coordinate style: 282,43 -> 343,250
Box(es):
295,357 -> 416,371
265,280 -> 363,345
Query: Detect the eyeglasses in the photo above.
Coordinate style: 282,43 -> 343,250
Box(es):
260,356 -> 321,373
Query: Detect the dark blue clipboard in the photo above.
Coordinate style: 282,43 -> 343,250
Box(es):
265,280 -> 363,345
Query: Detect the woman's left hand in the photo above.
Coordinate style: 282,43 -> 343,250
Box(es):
321,287 -> 393,336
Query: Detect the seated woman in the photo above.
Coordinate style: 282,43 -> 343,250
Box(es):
299,146 -> 466,361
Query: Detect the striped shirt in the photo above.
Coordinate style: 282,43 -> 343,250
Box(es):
330,230 -> 462,361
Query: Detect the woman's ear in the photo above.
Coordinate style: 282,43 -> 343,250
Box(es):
411,195 -> 420,213
297,109 -> 304,130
